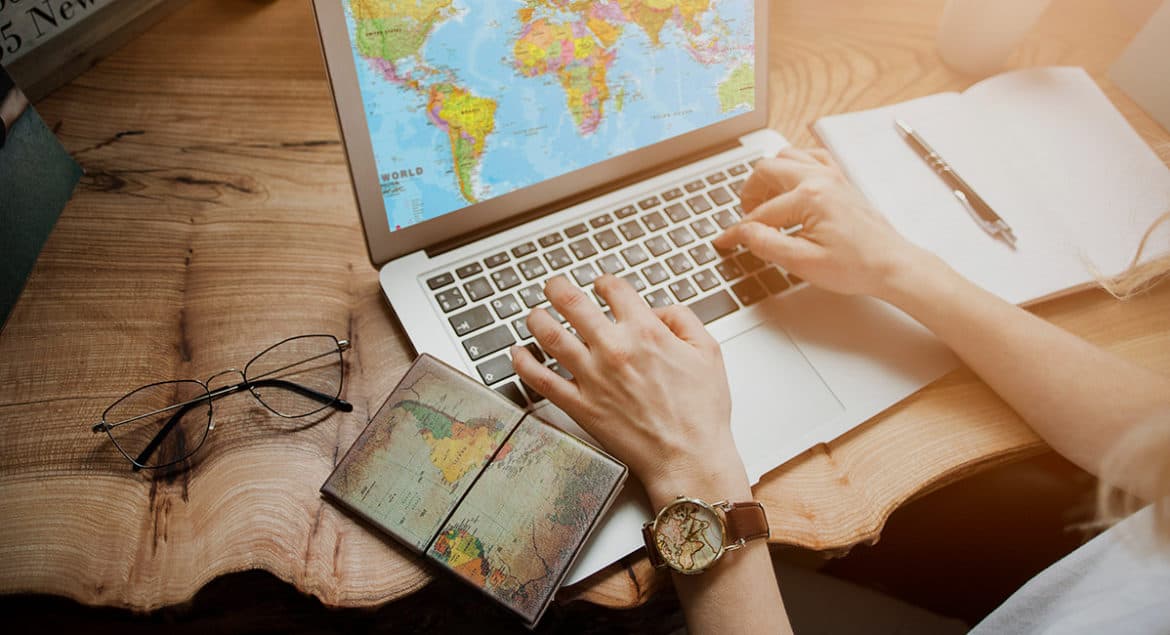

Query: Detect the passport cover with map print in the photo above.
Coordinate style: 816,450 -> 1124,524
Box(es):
321,354 -> 627,627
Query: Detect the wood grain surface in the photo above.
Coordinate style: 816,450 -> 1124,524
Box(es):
0,0 -> 1167,613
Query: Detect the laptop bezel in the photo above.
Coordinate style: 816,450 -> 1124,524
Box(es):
312,1 -> 769,267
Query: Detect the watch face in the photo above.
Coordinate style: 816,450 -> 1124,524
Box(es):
652,498 -> 726,574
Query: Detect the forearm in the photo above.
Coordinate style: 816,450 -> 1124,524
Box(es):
881,249 -> 1170,488
645,453 -> 792,635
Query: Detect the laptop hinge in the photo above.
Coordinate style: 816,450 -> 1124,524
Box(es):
425,138 -> 743,258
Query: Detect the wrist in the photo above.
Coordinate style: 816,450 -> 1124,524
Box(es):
642,448 -> 752,511
875,246 -> 955,309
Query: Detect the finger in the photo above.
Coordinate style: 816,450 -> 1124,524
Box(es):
654,305 -> 711,348
511,345 -> 584,415
544,275 -> 612,345
737,190 -> 807,232
593,274 -> 653,324
715,222 -> 821,271
807,148 -> 839,169
527,307 -> 590,376
776,146 -> 821,165
737,156 -> 811,213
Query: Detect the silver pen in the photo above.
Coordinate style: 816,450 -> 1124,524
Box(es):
895,119 -> 1017,248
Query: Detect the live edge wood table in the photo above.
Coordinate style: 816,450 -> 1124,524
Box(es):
1,0 -> 1167,614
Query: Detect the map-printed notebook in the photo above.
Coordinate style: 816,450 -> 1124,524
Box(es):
321,354 -> 627,627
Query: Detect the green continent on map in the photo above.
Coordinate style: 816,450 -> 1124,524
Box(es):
513,19 -> 615,135
350,0 -> 453,65
401,399 -> 506,485
427,83 -> 498,202
717,61 -> 754,112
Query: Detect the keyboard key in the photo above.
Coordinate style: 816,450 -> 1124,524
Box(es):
643,262 -> 669,285
476,354 -> 515,385
614,205 -> 638,219
788,273 -> 804,285
491,266 -> 521,290
455,263 -> 483,279
759,267 -> 791,294
538,232 -> 563,248
669,279 -> 698,302
684,180 -> 705,193
435,288 -> 467,313
589,214 -> 613,228
522,342 -> 546,363
666,253 -> 693,275
734,204 -> 745,217
735,252 -> 766,273
729,179 -> 745,195
426,272 -> 454,289
713,209 -> 737,229
691,217 -> 718,238
491,294 -> 522,319
667,226 -> 695,247
643,211 -> 667,232
546,306 -> 567,323
689,290 -> 739,324
732,278 -> 767,306
686,194 -> 712,214
706,172 -> 727,184
645,235 -> 671,256
621,244 -> 650,266
485,252 -> 510,268
512,315 -> 531,339
517,284 -> 546,308
618,220 -> 645,241
449,304 -> 493,336
621,272 -> 646,292
511,242 -> 537,257
495,381 -> 527,406
565,223 -> 589,237
464,277 -> 494,301
693,269 -> 721,291
688,243 -> 717,265
463,325 -> 515,361
709,187 -> 733,206
569,238 -> 598,260
664,203 -> 690,223
638,196 -> 660,210
662,187 -> 684,201
571,263 -> 600,286
521,380 -> 544,404
715,259 -> 744,281
518,257 -> 547,280
593,289 -> 608,307
550,361 -> 573,380
595,229 -> 621,251
728,164 -> 749,176
598,254 -> 625,274
645,289 -> 673,307
545,247 -> 572,270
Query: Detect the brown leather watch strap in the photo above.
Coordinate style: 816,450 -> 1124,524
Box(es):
642,523 -> 665,568
724,501 -> 770,543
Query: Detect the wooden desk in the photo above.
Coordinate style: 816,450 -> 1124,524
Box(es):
1,0 -> 1167,612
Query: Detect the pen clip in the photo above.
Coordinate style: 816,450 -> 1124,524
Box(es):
953,190 -> 1017,248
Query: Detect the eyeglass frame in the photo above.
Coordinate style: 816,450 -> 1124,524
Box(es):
91,334 -> 353,471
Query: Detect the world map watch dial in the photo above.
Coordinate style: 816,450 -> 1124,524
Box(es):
652,498 -> 727,574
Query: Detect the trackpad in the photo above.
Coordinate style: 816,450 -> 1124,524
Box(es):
723,324 -> 844,481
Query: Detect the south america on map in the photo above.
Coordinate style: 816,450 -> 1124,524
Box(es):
343,0 -> 755,231
320,356 -> 523,551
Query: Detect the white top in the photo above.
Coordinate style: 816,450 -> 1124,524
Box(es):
973,505 -> 1170,634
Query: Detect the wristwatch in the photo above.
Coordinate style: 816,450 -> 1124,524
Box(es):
642,496 -> 770,575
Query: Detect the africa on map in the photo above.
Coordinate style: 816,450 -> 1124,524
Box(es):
343,0 -> 756,231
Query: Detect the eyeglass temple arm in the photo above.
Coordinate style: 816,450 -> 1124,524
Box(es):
125,378 -> 353,471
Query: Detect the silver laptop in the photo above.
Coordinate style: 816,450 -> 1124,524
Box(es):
312,0 -> 957,583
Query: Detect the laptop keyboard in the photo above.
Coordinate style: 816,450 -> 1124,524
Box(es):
422,157 -> 805,407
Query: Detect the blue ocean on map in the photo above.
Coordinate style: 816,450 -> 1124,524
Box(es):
343,1 -> 755,231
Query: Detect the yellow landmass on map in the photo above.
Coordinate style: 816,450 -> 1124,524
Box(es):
618,0 -> 711,46
427,84 -> 498,202
423,422 -> 501,484
514,19 -> 614,135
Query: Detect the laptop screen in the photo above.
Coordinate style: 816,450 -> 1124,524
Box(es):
339,1 -> 756,233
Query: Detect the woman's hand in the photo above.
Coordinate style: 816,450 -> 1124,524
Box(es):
511,274 -> 749,507
713,146 -> 930,300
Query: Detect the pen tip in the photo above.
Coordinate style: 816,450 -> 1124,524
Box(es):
894,119 -> 913,136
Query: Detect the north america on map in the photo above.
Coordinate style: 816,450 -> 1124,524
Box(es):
344,0 -> 755,231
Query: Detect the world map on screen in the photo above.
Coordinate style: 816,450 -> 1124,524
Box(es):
343,0 -> 756,231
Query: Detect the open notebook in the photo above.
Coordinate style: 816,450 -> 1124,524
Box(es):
814,67 -> 1170,306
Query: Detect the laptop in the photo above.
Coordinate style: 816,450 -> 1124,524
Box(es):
311,0 -> 957,584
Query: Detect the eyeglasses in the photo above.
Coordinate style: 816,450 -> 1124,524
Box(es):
91,334 -> 353,471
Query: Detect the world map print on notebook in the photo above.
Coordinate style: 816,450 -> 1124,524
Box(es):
427,414 -> 626,625
322,357 -> 523,551
342,0 -> 755,230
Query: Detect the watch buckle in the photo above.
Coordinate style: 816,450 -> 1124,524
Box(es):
723,537 -> 747,552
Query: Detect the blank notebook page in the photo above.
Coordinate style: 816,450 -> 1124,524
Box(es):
814,67 -> 1170,306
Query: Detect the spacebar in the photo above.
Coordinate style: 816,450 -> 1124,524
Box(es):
688,290 -> 739,325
